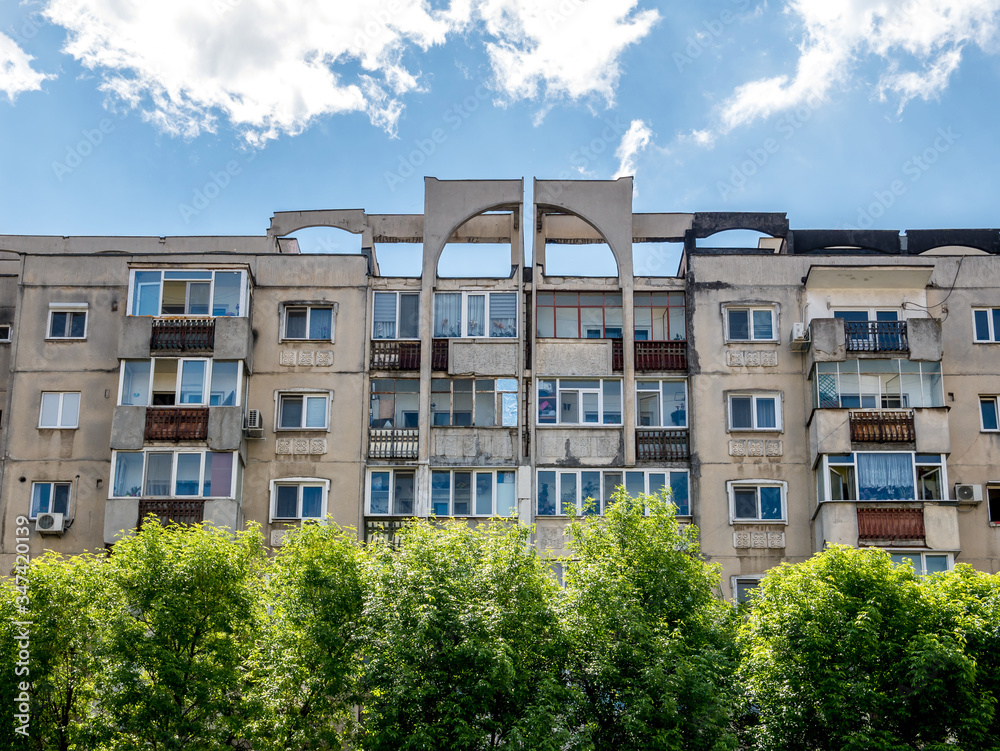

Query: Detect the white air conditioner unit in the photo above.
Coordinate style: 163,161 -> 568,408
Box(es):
35,512 -> 66,535
789,322 -> 811,352
244,409 -> 264,438
954,484 -> 983,503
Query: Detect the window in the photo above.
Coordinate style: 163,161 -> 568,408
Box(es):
812,360 -> 943,409
988,486 -> 1000,524
973,308 -> 1000,342
732,576 -> 763,605
728,393 -> 781,431
634,292 -> 686,341
889,551 -> 952,575
433,291 -> 517,338
430,469 -> 517,516
431,378 -> 518,427
0,324 -> 10,342
129,269 -> 247,317
637,380 -> 687,427
373,291 -> 419,339
536,291 -> 623,338
270,479 -> 328,521
980,397 -> 1000,431
30,482 -> 71,519
725,306 -> 776,341
368,469 -> 416,515
821,453 -> 945,502
537,379 -> 622,425
537,468 -> 689,516
39,392 -> 80,428
119,359 -> 241,407
277,393 -> 329,430
111,450 -> 238,498
47,304 -> 88,339
728,481 -> 786,523
283,305 -> 334,341
369,379 -> 419,428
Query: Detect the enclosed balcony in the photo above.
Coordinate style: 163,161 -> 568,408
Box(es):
612,340 -> 687,372
150,318 -> 215,352
857,506 -> 924,545
137,499 -> 205,527
368,428 -> 419,459
144,407 -> 210,441
849,410 -> 915,443
636,429 -> 689,461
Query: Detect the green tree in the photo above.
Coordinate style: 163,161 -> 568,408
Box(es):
246,522 -> 365,751
561,489 -> 736,751
93,521 -> 266,750
739,546 -> 997,751
360,518 -> 566,751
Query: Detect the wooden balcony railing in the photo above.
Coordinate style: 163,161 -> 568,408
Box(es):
612,339 -> 624,370
138,499 -> 205,528
849,410 -> 915,442
365,519 -> 408,549
857,507 -> 925,543
612,340 -> 687,371
150,318 -> 215,352
844,320 -> 908,353
368,428 -> 419,459
432,339 -> 449,370
636,429 -> 690,461
145,407 -> 210,441
370,340 -> 420,370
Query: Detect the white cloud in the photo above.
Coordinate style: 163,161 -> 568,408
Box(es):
700,0 -> 1000,139
0,32 -> 51,101
613,118 -> 653,178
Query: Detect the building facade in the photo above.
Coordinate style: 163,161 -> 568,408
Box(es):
2,177 -> 1000,598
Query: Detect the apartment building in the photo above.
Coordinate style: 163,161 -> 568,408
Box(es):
2,177 -> 999,599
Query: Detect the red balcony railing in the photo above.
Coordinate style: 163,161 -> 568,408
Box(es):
138,499 -> 205,527
844,320 -> 908,353
849,410 -> 915,442
636,429 -> 690,461
857,507 -> 925,543
370,341 -> 420,370
150,318 -> 215,352
368,428 -> 419,459
432,339 -> 449,370
144,407 -> 210,441
612,340 -> 687,371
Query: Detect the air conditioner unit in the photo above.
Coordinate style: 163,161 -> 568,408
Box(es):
954,484 -> 983,503
244,409 -> 264,438
35,512 -> 66,535
789,322 -> 811,352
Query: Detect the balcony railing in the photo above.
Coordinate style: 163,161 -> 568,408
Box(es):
368,428 -> 419,459
138,499 -> 205,527
612,340 -> 687,371
857,507 -> 925,543
369,339 -> 449,371
145,407 -> 210,441
844,321 -> 908,353
150,318 -> 215,352
432,339 -> 449,370
636,429 -> 690,461
849,410 -> 915,443
365,519 -> 408,549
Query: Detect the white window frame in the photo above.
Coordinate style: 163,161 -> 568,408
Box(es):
727,480 -> 787,524
636,379 -> 687,428
109,449 -> 240,500
118,359 -> 243,407
372,291 -> 419,340
366,468 -> 418,516
269,478 -> 329,522
973,308 -> 1000,343
46,302 -> 88,340
728,392 -> 782,431
731,575 -> 765,604
888,550 -> 953,575
30,481 -> 72,519
980,396 -> 1000,432
812,359 -> 943,410
431,378 -> 519,428
281,304 -> 336,342
39,392 -> 80,429
536,468 -> 690,517
429,468 -> 518,517
0,324 -> 10,342
819,452 -> 946,502
275,391 -> 331,431
126,268 -> 249,318
537,378 -> 623,426
724,305 -> 777,342
433,291 -> 518,339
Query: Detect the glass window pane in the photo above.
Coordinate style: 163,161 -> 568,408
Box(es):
276,486 -> 298,518
370,472 -> 390,514
670,472 -> 690,515
756,397 -> 777,428
731,397 -> 753,429
49,311 -> 67,337
648,473 -> 666,496
497,378 -> 517,392
122,361 -> 151,406
501,393 -> 517,427
625,471 -> 645,498
582,392 -> 599,424
993,309 -> 1000,342
52,485 -> 70,515
560,473 -> 577,515
983,399 -> 999,431
113,453 -> 144,497
305,396 -> 327,428
974,309 -> 990,341
604,472 -> 623,507
394,472 -> 414,515
280,396 -> 303,428
188,282 -> 211,315
581,471 -> 601,515
602,380 -> 621,424
175,454 -> 202,496
399,293 -> 419,339
760,487 -> 782,519
667,306 -> 685,340
309,308 -> 332,339
145,453 -> 172,496
475,391 -> 495,426
453,472 -> 472,515
490,293 -> 517,337
179,361 -> 206,404
212,272 -> 241,316
638,391 -> 660,426
40,393 -> 59,426
924,555 -> 949,574
31,484 -> 51,516
728,309 -> 749,339
373,293 -> 397,339
467,295 -> 486,337
538,380 -> 556,424
537,471 -> 556,516
432,471 -> 451,515
434,293 -> 462,337
496,472 -> 516,516
734,488 -> 757,519
60,393 -> 80,427
555,307 -> 578,338
204,452 -> 233,497
285,308 -> 307,338
133,271 -> 161,315
536,307 -> 555,337
301,487 -> 323,518
453,391 -> 473,426
752,309 -> 773,339
581,307 -> 603,338
857,453 -> 915,501
210,361 -> 239,406
560,390 -> 579,424
476,472 -> 493,515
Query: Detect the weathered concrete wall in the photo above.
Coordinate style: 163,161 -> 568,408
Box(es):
110,406 -> 146,450
535,429 -> 623,465
118,317 -> 152,359
104,498 -> 139,544
907,317 -> 942,361
924,503 -> 960,550
535,340 -> 612,376
430,428 -> 517,464
207,406 -> 244,451
449,341 -> 519,376
214,316 -> 253,363
815,502 -> 858,549
808,409 -> 851,467
914,407 -> 950,454
808,318 -> 846,365
203,498 -> 240,533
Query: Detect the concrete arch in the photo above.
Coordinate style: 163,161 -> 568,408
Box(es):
266,209 -> 372,252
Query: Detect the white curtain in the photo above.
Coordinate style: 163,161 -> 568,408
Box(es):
858,453 -> 914,500
434,293 -> 462,337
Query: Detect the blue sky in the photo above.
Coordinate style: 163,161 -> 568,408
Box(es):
2,0 -> 1000,275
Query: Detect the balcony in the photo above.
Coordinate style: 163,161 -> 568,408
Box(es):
849,410 -> 915,443
137,499 -> 205,527
369,340 -> 449,371
144,407 -> 210,441
612,340 -> 687,372
857,507 -> 924,545
150,318 -> 215,352
368,428 -> 418,459
844,321 -> 908,354
365,518 -> 407,549
636,429 -> 689,461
